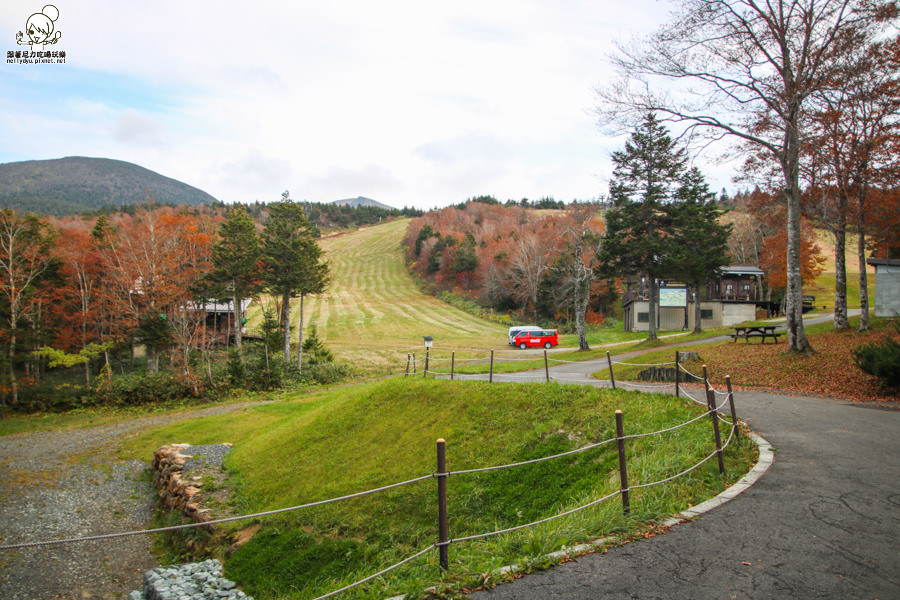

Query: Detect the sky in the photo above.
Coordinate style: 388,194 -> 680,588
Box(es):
0,0 -> 736,210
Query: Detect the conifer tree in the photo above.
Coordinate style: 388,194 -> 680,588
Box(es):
600,113 -> 687,340
210,206 -> 261,360
670,167 -> 733,333
260,193 -> 330,369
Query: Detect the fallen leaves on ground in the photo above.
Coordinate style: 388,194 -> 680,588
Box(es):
697,328 -> 898,404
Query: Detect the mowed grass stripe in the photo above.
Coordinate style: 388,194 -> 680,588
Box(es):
277,219 -> 507,373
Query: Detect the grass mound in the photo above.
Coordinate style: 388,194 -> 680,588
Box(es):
123,378 -> 756,599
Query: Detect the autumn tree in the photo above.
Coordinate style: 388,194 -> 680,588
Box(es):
99,207 -> 213,373
163,211 -> 215,387
0,209 -> 58,405
556,204 -> 604,350
52,221 -> 103,385
260,193 -> 330,369
597,0 -> 898,353
804,37 -> 900,331
508,234 -> 554,321
739,189 -> 825,307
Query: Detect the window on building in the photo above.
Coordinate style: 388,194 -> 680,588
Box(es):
701,309 -> 713,320
638,312 -> 649,323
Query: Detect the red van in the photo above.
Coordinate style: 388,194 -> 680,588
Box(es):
513,329 -> 558,349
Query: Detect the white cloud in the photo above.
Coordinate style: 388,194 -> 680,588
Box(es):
113,109 -> 165,146
0,0 -> 736,208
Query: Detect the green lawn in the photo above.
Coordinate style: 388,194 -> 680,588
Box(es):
120,378 -> 756,600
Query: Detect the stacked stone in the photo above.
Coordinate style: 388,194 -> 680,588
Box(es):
153,443 -> 224,527
129,559 -> 252,600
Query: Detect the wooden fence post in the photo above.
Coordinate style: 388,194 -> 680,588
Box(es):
489,350 -> 494,383
703,365 -> 726,475
675,351 -> 681,398
451,351 -> 455,381
726,375 -> 739,445
406,354 -> 410,377
424,347 -> 429,378
436,439 -> 449,572
544,350 -> 550,382
615,410 -> 630,515
607,351 -> 616,390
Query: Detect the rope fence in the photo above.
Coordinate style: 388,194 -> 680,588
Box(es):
405,348 -> 732,399
3,351 -> 745,600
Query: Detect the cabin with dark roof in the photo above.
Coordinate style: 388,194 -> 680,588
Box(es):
621,265 -> 765,332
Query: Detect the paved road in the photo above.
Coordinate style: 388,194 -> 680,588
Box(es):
467,341 -> 900,599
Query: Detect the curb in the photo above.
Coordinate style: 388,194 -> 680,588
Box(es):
485,429 -> 775,581
658,431 -> 773,526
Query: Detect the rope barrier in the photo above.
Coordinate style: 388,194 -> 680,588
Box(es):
0,473 -> 435,551
449,489 -> 623,545
616,380 -> 674,390
613,360 -> 677,367
678,364 -> 704,381
450,438 -> 618,476
310,545 -> 435,600
620,411 -> 710,440
680,388 -> 707,406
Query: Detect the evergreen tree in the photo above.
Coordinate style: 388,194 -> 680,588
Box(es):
600,113 -> 688,340
209,206 -> 261,361
260,193 -> 330,369
670,167 -> 733,333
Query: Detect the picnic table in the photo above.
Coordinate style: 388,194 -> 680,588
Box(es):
731,325 -> 781,344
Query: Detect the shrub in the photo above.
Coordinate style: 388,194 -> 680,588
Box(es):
95,370 -> 198,406
852,321 -> 900,393
302,362 -> 351,385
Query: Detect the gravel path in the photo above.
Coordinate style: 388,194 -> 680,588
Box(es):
0,404 -> 254,600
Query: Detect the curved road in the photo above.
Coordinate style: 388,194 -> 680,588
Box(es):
467,329 -> 900,599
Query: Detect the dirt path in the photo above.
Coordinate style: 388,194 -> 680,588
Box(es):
0,403 -> 255,599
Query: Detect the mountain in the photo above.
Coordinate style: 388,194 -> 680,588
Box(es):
330,196 -> 396,210
0,156 -> 218,216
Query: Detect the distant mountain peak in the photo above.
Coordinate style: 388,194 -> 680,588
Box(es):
0,156 -> 218,216
330,196 -> 396,210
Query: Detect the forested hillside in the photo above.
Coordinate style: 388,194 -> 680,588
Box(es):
403,200 -> 616,328
0,157 -> 218,216
0,202 -> 472,412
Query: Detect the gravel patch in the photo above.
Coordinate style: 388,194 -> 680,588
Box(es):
0,403 -> 258,599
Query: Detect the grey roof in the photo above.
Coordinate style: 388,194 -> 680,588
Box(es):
866,258 -> 900,267
720,265 -> 765,276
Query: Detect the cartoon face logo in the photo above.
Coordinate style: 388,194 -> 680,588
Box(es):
16,5 -> 62,51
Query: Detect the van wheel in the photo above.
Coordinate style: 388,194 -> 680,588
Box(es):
519,342 -> 527,349
544,342 -> 552,349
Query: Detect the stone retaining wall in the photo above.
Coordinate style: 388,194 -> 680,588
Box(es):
153,443 -> 220,527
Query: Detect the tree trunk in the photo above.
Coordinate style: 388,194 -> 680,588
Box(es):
783,127 -> 813,354
647,276 -> 658,341
574,276 -> 589,350
297,294 -> 305,371
281,292 -> 292,362
692,284 -> 703,334
231,286 -> 244,363
8,328 -> 17,406
833,225 -> 849,331
858,229 -> 869,332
